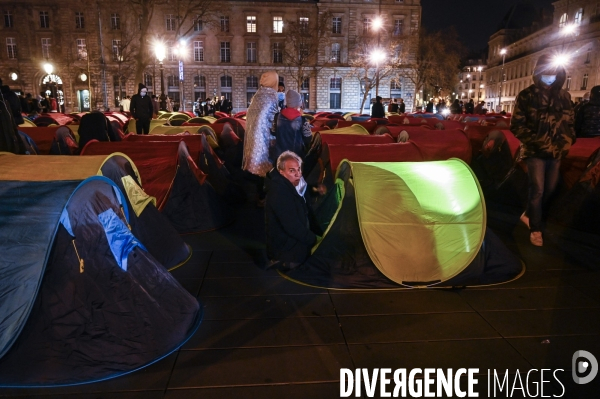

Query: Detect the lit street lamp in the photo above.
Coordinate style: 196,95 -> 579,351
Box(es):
371,49 -> 386,98
155,43 -> 167,111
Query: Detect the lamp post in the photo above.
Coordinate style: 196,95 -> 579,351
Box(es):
371,49 -> 386,99
372,15 -> 383,98
155,43 -> 167,111
498,48 -> 506,112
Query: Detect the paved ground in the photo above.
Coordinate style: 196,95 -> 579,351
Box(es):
1,198 -> 599,398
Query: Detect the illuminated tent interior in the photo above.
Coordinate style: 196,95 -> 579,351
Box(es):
284,159 -> 524,289
0,176 -> 201,386
0,153 -> 191,270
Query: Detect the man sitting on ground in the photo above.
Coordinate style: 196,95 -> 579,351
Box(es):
266,151 -> 321,270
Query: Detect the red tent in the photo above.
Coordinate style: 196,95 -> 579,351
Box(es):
463,125 -> 503,159
319,133 -> 394,146
18,127 -> 60,154
375,125 -> 432,140
81,140 -> 231,233
561,137 -> 600,189
335,120 -> 377,133
406,129 -> 472,164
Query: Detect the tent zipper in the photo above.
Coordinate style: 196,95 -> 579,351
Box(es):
72,239 -> 84,273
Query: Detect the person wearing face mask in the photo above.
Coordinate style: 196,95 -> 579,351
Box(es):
265,151 -> 322,270
130,83 -> 154,134
510,54 -> 576,247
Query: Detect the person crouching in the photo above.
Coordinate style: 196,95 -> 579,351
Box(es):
266,151 -> 321,270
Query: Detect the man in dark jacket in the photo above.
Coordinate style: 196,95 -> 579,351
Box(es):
510,53 -> 576,247
130,83 -> 154,134
0,84 -> 24,125
371,96 -> 385,118
398,98 -> 406,113
574,85 -> 600,138
265,151 -> 320,269
271,90 -> 311,164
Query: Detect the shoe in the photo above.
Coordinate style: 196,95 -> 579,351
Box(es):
530,231 -> 543,247
520,212 -> 530,229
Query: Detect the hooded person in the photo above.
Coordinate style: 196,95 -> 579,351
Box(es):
510,53 -> 576,247
574,86 -> 600,138
270,90 -> 312,165
243,71 -> 280,205
78,111 -> 121,151
371,96 -> 385,118
129,83 -> 154,134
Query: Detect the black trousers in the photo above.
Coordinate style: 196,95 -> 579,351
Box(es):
136,118 -> 151,135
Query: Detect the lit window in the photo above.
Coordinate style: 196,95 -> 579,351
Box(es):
574,8 -> 583,25
331,43 -> 340,63
112,39 -> 121,61
393,19 -> 403,36
77,38 -> 87,60
41,38 -> 51,58
273,16 -> 283,33
299,17 -> 309,33
247,16 -> 256,33
194,41 -> 204,62
559,13 -> 568,28
363,17 -> 372,33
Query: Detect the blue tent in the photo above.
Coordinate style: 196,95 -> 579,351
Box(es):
0,175 -> 201,386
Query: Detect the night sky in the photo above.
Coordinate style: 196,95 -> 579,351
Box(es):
421,0 -> 555,53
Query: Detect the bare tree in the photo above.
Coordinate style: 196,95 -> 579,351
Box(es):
282,9 -> 332,90
393,28 -> 464,107
109,27 -> 139,103
128,0 -> 219,84
348,34 -> 406,114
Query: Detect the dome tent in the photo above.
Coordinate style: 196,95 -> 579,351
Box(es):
0,175 -> 201,386
284,159 -> 523,288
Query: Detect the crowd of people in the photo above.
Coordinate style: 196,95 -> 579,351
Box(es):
193,96 -> 232,117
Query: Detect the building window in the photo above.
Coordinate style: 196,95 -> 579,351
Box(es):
393,19 -> 403,36
390,79 -> 401,90
301,77 -> 310,91
166,40 -> 175,61
111,13 -> 120,29
40,11 -> 49,29
4,11 -> 13,28
331,43 -> 340,63
582,73 -> 589,90
194,75 -> 206,89
330,77 -> 342,90
194,41 -> 204,61
167,75 -> 178,88
299,43 -> 309,60
575,8 -> 583,25
144,73 -> 153,88
559,13 -> 568,28
300,77 -> 309,108
332,17 -> 342,34
247,42 -> 257,63
273,16 -> 283,33
221,16 -> 229,32
220,41 -> 231,62
363,17 -> 372,33
585,47 -> 592,63
6,38 -> 16,59
273,42 -> 283,63
279,76 -> 285,87
247,16 -> 256,33
166,14 -> 175,31
299,17 -> 309,33
220,75 -> 232,101
41,38 -> 51,58
330,93 -> 341,109
194,17 -> 203,32
246,75 -> 258,105
112,39 -> 121,61
77,38 -> 87,60
75,12 -> 84,29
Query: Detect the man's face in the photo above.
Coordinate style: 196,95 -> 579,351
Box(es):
279,159 -> 302,186
278,85 -> 285,92
221,96 -> 224,100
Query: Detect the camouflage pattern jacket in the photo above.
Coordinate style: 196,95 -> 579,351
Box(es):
510,76 -> 575,160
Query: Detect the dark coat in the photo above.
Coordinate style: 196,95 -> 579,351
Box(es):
574,86 -> 600,138
1,87 -> 23,125
265,171 -> 317,264
510,55 -> 575,160
388,103 -> 399,113
371,102 -> 385,118
271,109 -> 311,163
399,102 -> 406,113
130,92 -> 154,121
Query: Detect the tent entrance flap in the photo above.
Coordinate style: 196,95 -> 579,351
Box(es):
350,159 -> 486,286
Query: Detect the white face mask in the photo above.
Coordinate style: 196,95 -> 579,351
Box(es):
295,176 -> 307,197
540,75 -> 557,86
140,90 -> 147,97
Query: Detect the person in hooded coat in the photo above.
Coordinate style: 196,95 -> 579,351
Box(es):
574,85 -> 600,138
371,96 -> 385,118
243,71 -> 280,205
510,53 -> 576,247
130,83 -> 154,134
271,89 -> 311,165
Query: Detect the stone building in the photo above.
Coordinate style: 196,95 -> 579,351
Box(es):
485,0 -> 600,113
0,0 -> 421,113
455,58 -> 486,107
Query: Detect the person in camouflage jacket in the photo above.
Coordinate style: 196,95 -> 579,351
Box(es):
510,53 -> 576,246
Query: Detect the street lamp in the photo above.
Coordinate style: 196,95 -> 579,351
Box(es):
155,42 -> 167,111
10,72 -> 17,81
370,49 -> 386,98
498,48 -> 507,112
43,63 -> 53,75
